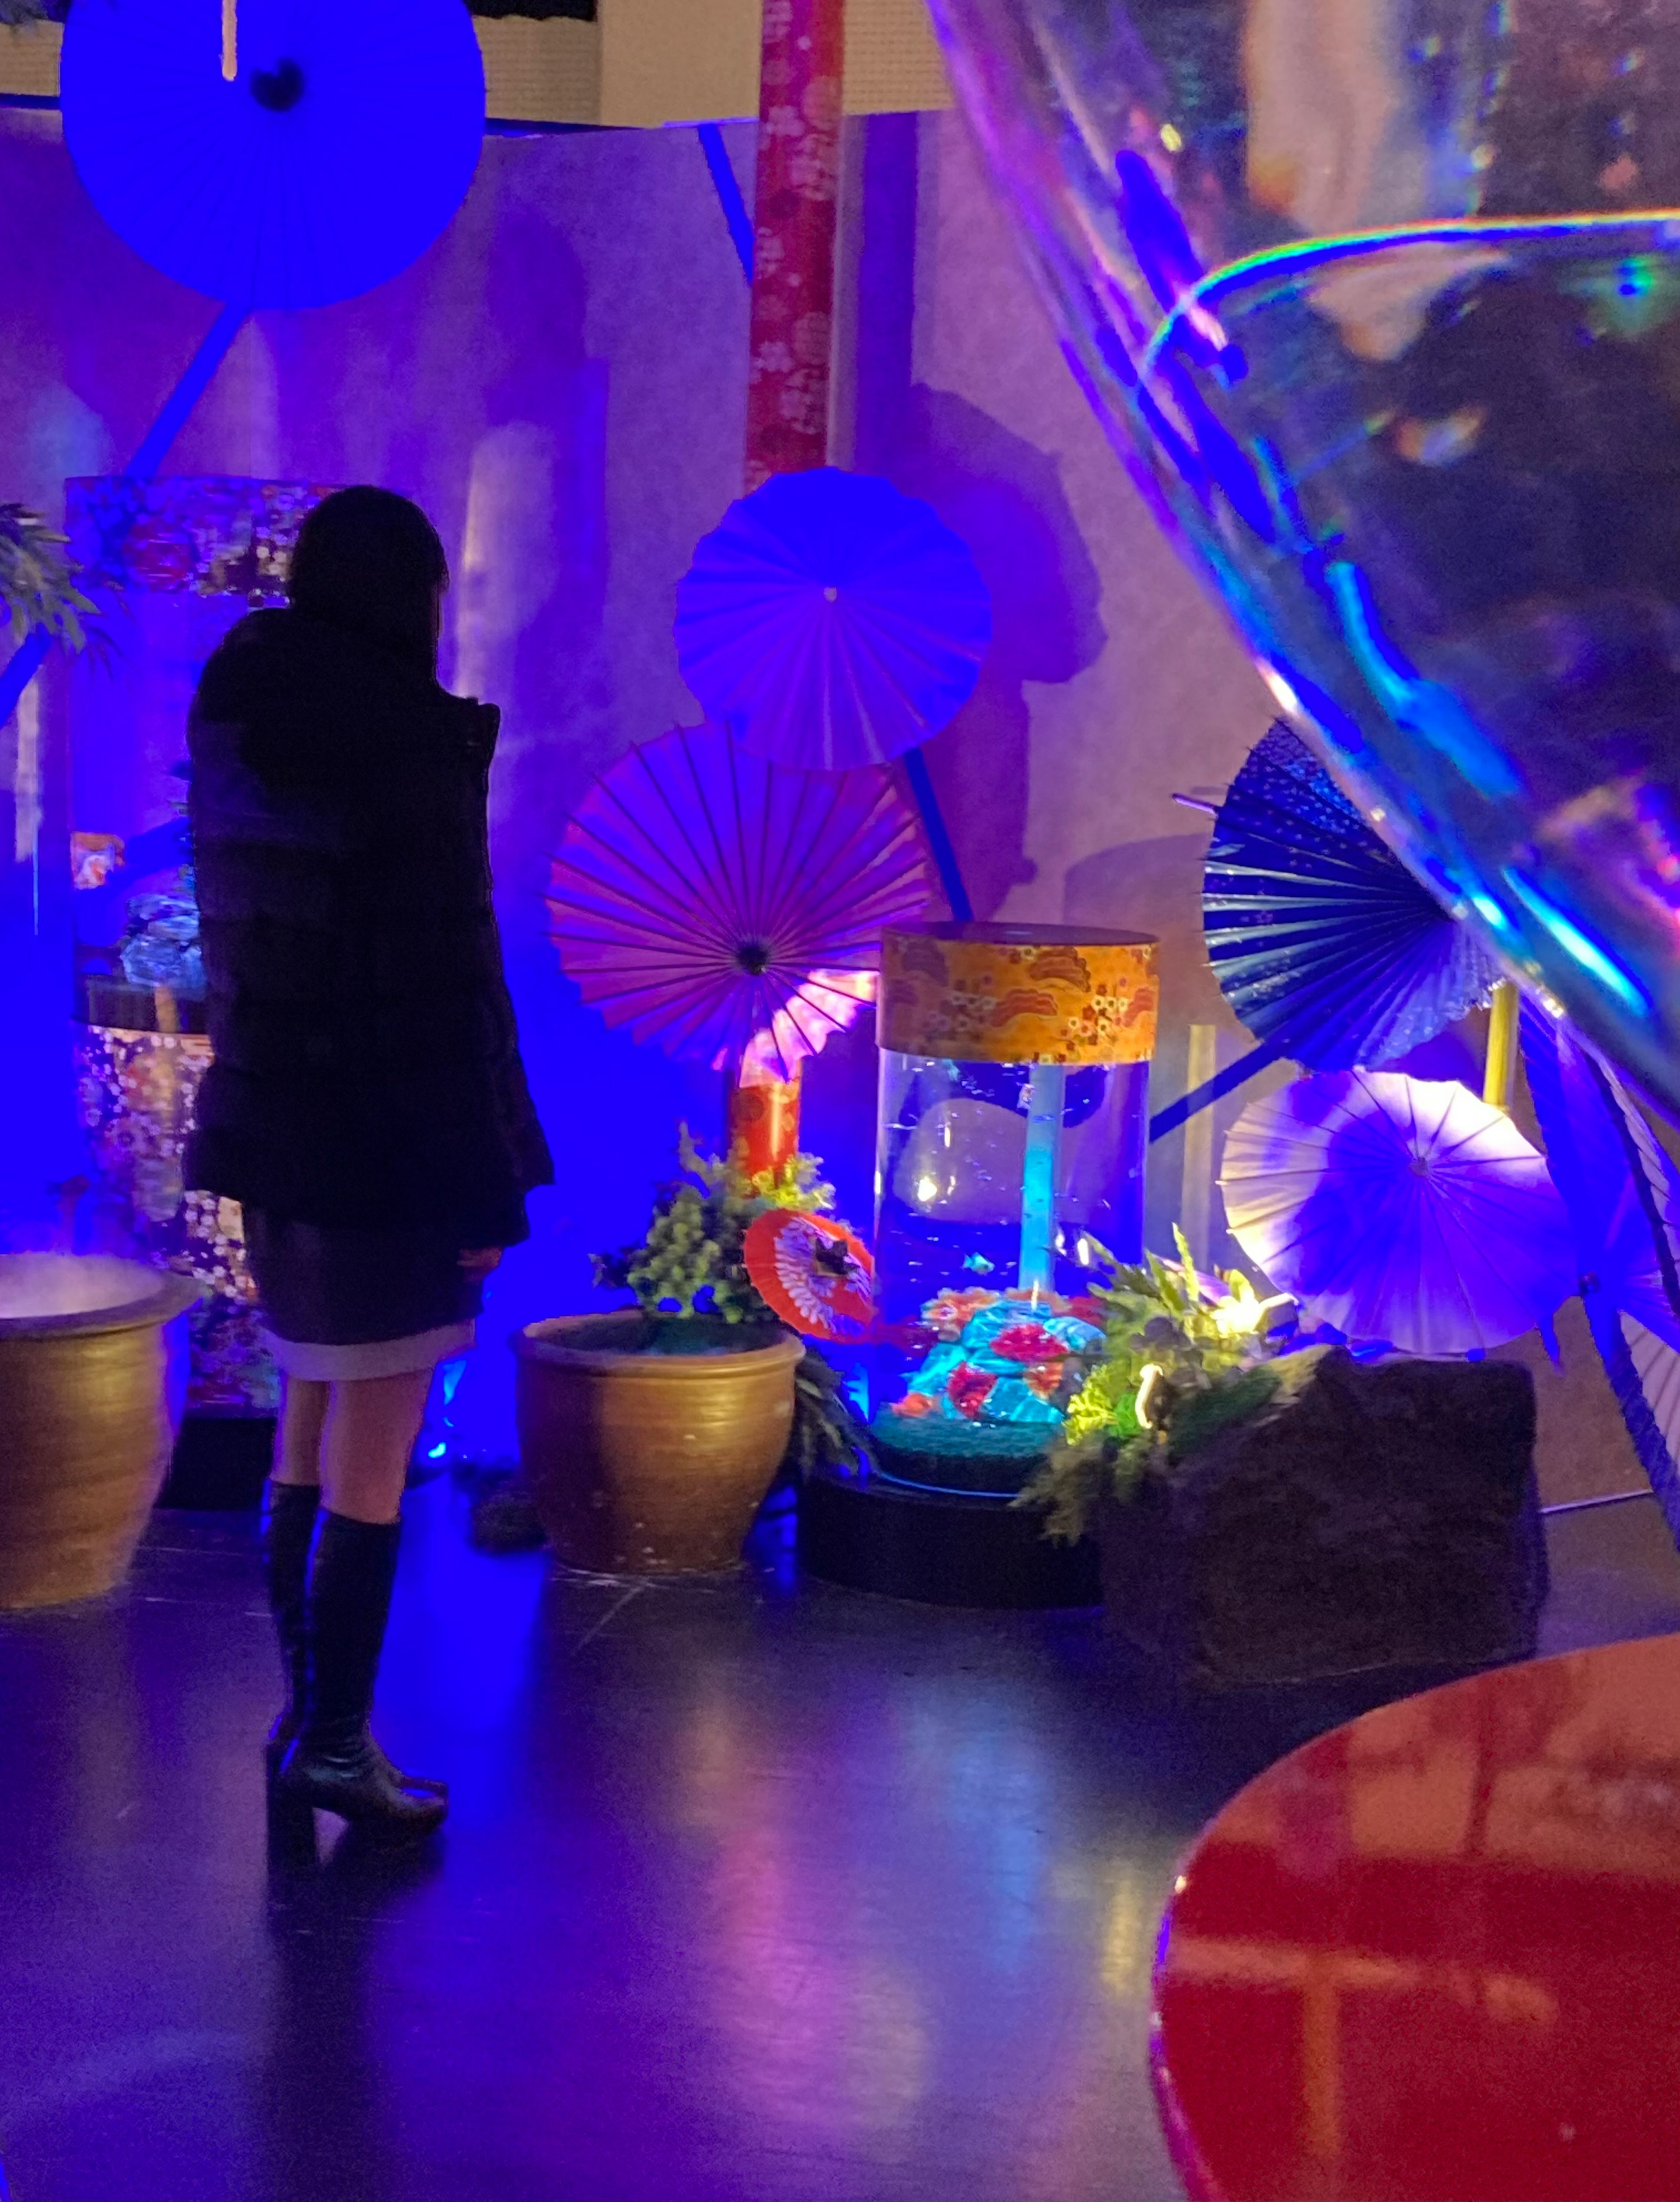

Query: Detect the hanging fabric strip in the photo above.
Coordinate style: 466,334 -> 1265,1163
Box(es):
742,0 -> 844,489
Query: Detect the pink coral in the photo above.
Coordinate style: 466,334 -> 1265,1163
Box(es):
947,1365 -> 995,1420
989,1321 -> 1065,1365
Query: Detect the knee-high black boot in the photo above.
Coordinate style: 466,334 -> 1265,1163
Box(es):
261,1479 -> 321,1778
276,1511 -> 448,1840
263,1482 -> 444,1801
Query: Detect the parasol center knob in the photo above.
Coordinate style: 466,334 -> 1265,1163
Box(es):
251,58 -> 305,111
822,585 -> 839,602
735,938 -> 774,975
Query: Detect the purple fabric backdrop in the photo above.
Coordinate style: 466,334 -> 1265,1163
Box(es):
0,103 -> 1270,1452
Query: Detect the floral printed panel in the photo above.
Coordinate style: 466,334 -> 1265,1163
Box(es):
66,477 -> 334,602
74,1024 -> 277,1413
879,926 -> 1159,1065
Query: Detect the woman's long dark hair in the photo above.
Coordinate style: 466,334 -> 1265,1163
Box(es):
288,487 -> 448,672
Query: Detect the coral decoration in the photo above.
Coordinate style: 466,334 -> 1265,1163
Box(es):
947,1364 -> 996,1420
889,1291 -> 1103,1432
743,1208 -> 874,1343
923,1285 -> 1002,1341
989,1320 -> 1066,1365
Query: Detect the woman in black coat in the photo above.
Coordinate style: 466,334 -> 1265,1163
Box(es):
187,487 -> 553,1841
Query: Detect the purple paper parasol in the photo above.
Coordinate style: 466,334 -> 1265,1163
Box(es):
547,723 -> 933,1079
673,468 -> 992,773
1520,1005 -> 1680,1351
1522,1003 -> 1680,1540
1219,1070 -> 1573,1356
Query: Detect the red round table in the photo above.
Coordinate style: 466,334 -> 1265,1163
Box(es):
1153,1635 -> 1680,2202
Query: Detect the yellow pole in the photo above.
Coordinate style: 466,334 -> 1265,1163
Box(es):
221,0 -> 237,82
1483,979 -> 1519,1112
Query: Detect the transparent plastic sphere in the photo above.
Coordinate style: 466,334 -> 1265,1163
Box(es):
928,0 -> 1680,1109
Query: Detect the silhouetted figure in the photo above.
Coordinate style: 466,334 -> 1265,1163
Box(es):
188,486 -> 552,1845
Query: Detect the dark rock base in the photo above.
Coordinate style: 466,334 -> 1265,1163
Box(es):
1101,1348 -> 1547,1690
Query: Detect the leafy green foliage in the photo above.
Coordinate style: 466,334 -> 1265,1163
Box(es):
592,1127 -> 831,1325
0,3 -> 62,24
1017,1228 -> 1292,1542
593,1129 -> 869,1479
0,504 -> 100,651
785,1351 -> 872,1481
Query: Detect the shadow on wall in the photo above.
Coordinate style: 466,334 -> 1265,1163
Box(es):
888,385 -> 1106,918
444,196 -> 609,897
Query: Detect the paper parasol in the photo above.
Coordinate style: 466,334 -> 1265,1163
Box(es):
744,1210 -> 874,1342
1204,723 -> 1499,1070
1521,1003 -> 1680,1538
62,0 -> 484,310
673,468 -> 992,772
1220,1070 -> 1573,1355
548,723 -> 932,1079
1519,1003 -> 1680,1351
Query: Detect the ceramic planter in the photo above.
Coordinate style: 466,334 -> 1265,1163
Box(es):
513,1311 -> 803,1574
0,1253 -> 199,1610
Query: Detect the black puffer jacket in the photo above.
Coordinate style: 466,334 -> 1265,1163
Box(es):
184,609 -> 553,1247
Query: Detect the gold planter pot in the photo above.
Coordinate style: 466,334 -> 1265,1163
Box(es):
0,1254 -> 200,1611
513,1312 -> 803,1575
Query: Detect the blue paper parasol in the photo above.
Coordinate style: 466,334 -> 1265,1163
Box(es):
1204,722 -> 1499,1070
1522,1002 -> 1680,1544
673,468 -> 991,774
62,0 -> 484,311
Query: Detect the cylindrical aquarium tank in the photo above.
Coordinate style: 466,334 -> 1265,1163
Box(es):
870,923 -> 1158,1495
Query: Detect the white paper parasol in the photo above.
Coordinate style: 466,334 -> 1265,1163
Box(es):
1220,1069 -> 1574,1356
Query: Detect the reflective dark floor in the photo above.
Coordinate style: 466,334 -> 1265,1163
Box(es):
2,1484 -> 1678,2202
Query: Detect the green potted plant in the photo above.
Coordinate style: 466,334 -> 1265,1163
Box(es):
1017,1229 -> 1292,1545
513,1132 -> 869,1574
1022,1232 -> 1547,1688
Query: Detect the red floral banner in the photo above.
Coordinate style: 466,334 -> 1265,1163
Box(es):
744,0 -> 845,489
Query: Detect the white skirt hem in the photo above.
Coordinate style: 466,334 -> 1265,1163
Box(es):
259,1320 -> 476,1382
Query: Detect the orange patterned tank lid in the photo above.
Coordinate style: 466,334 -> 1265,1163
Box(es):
878,924 -> 1158,1064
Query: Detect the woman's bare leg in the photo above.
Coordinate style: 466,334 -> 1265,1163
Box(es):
273,1376 -> 329,1488
319,1369 -> 434,1525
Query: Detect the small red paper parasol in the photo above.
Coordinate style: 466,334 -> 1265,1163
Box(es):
547,723 -> 932,1079
744,1210 -> 875,1342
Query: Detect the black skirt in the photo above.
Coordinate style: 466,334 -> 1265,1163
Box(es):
243,1210 -> 483,1381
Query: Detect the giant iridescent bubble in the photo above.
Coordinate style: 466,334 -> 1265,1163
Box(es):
926,0 -> 1680,1113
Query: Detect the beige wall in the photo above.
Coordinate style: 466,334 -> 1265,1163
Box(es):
906,111 -> 1281,1260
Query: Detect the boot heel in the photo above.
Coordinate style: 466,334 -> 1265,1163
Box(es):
265,1779 -> 317,1865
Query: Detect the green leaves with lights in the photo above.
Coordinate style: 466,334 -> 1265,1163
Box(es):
1018,1229 -> 1292,1543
